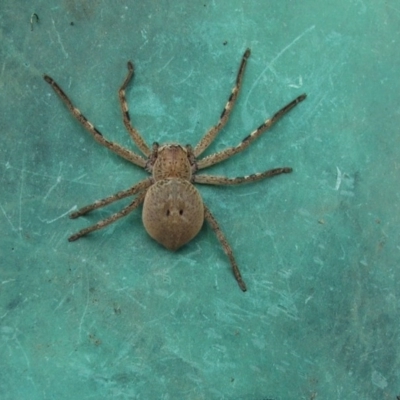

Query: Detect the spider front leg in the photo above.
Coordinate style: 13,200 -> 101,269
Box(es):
204,205 -> 247,292
118,61 -> 151,157
197,93 -> 306,170
43,74 -> 147,168
68,192 -> 146,242
194,49 -> 251,158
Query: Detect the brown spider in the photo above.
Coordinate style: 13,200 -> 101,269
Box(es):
43,49 -> 306,292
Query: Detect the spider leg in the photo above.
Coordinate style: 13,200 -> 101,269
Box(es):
194,167 -> 292,185
203,204 -> 247,292
194,49 -> 251,158
118,61 -> 151,157
70,178 -> 153,219
68,191 -> 146,242
197,94 -> 306,170
43,75 -> 147,168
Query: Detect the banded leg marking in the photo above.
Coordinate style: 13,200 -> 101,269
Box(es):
43,75 -> 147,168
194,49 -> 251,158
194,167 -> 292,186
68,191 -> 146,242
118,61 -> 151,157
197,93 -> 306,170
70,178 -> 153,218
204,205 -> 247,292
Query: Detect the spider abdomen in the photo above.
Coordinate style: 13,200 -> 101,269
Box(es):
142,178 -> 204,251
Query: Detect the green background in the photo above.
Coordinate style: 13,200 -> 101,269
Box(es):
1,1 -> 399,399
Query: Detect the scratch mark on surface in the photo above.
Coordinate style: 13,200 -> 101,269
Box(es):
2,279 -> 16,284
0,203 -> 17,232
158,56 -> 174,73
43,162 -> 63,201
246,25 -> 315,101
78,266 -> 89,344
17,159 -> 26,237
306,91 -> 327,120
267,230 -> 284,266
305,294 -> 314,304
53,294 -> 69,312
215,298 -> 264,322
0,311 -> 9,319
1,62 -> 5,82
116,288 -> 147,309
52,18 -> 69,59
14,333 -> 30,368
288,76 -> 303,89
1,162 -> 97,186
40,206 -> 76,224
176,68 -> 194,85
335,166 -> 342,190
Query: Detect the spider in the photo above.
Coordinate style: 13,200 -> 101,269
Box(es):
43,49 -> 306,292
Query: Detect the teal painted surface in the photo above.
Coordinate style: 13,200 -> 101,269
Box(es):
1,1 -> 399,399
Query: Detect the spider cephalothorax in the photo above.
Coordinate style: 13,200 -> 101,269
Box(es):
44,49 -> 306,291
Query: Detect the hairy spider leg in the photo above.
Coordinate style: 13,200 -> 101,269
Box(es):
194,48 -> 251,157
197,93 -> 306,170
70,178 -> 153,218
118,61 -> 152,157
43,75 -> 147,168
68,192 -> 147,242
204,205 -> 247,291
194,167 -> 292,185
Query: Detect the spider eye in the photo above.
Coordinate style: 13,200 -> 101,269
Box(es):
166,210 -> 170,216
179,209 -> 184,215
